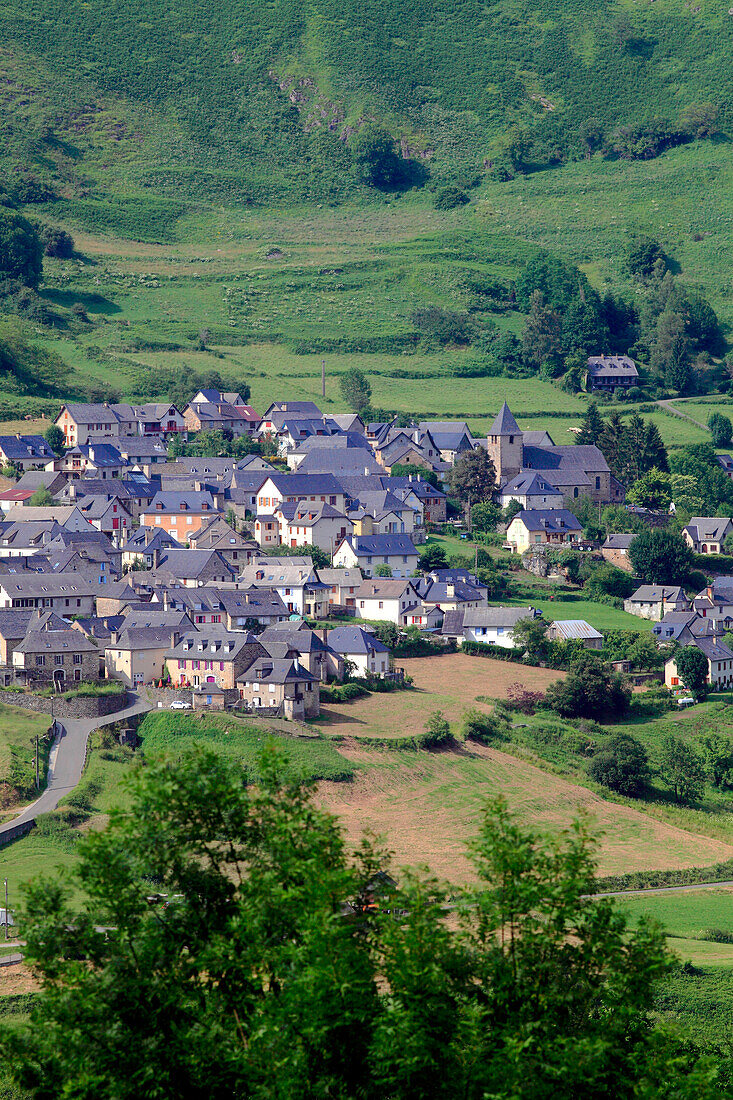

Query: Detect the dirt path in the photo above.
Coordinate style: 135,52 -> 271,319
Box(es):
655,399 -> 706,429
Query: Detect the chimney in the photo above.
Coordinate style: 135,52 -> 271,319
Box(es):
110,629 -> 118,645
446,583 -> 455,598
707,585 -> 714,601
171,630 -> 180,648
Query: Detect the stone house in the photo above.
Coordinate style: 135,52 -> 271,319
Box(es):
237,658 -> 320,719
624,585 -> 689,621
165,630 -> 266,690
12,613 -> 99,686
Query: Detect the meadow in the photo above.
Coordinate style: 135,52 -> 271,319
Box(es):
0,705 -> 54,810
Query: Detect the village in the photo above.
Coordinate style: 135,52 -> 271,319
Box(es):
0,375 -> 723,729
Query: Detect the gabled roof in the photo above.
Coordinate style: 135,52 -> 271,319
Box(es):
488,402 -> 521,437
462,606 -> 536,628
510,509 -> 582,533
550,619 -> 603,641
629,585 -> 686,603
326,626 -> 390,655
238,656 -> 318,684
603,533 -> 636,550
0,435 -> 54,461
683,518 -> 732,542
341,533 -> 418,557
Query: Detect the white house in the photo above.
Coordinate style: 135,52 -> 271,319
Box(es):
459,606 -> 538,648
333,534 -> 419,579
665,637 -> 733,692
353,578 -> 421,624
326,626 -> 391,678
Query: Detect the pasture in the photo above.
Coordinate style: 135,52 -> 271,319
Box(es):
319,653 -> 564,740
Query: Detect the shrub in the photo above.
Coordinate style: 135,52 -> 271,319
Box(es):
434,186 -> 469,210
422,710 -> 453,748
505,683 -> 546,715
587,733 -> 649,796
40,226 -> 74,258
461,709 -> 507,744
545,655 -> 631,721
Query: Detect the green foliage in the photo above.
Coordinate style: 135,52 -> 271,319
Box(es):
39,225 -> 74,259
512,615 -> 551,663
660,734 -> 706,804
4,759 -> 718,1098
448,448 -> 496,504
28,487 -> 53,506
461,708 -> 508,744
628,527 -> 695,585
0,209 -> 42,287
598,412 -> 669,484
674,645 -> 710,701
670,444 -> 733,515
700,733 -> 733,789
390,463 -> 438,487
375,563 -> 392,577
422,709 -> 452,747
470,500 -> 500,532
626,468 -> 672,511
338,367 -> 372,413
587,732 -> 649,795
43,424 -> 65,455
418,542 -> 448,571
545,654 -> 631,721
349,125 -> 400,188
708,412 -> 733,447
576,402 -> 604,445
433,186 -> 468,211
626,236 -> 668,280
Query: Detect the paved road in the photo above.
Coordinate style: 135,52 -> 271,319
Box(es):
594,879 -> 733,899
655,398 -> 706,429
0,693 -> 151,840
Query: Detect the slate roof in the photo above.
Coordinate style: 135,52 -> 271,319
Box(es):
238,656 -> 318,684
264,473 -> 345,497
488,402 -> 521,436
154,549 -> 235,579
687,637 -> 733,662
523,444 -> 610,475
342,534 -> 419,557
587,355 -> 639,380
0,435 -> 54,461
511,509 -> 582,533
500,471 -> 563,497
629,585 -> 686,603
143,491 -> 219,514
603,533 -> 636,550
327,626 -> 390,656
462,607 -> 537,628
684,518 -> 732,543
112,626 -> 177,651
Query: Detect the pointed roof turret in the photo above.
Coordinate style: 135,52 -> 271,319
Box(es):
488,402 -> 521,436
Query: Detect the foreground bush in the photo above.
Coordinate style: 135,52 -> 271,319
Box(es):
1,748 -> 725,1098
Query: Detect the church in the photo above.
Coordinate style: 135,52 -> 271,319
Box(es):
486,403 -> 624,507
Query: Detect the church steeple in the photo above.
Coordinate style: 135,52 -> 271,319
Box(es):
486,402 -> 523,481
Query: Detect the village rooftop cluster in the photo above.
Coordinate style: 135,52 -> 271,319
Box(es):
0,388 -> 725,716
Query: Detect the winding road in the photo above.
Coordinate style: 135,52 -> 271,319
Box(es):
0,693 -> 151,842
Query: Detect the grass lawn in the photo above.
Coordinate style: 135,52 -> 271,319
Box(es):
0,704 -> 54,807
618,887 -> 733,968
504,596 -> 655,632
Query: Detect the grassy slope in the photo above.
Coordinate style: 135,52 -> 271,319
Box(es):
0,704 -> 52,809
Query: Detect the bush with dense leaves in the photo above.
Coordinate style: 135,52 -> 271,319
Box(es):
587,733 -> 649,795
545,655 -> 631,721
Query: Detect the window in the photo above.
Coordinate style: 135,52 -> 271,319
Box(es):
73,654 -> 82,665
178,659 -> 185,669
54,655 -> 63,665
74,669 -> 82,681
379,601 -> 384,609
36,656 -> 45,667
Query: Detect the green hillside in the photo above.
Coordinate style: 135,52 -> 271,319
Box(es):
0,0 -> 731,412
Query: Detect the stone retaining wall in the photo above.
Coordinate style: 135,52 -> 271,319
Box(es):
0,690 -> 128,720
144,686 -> 193,707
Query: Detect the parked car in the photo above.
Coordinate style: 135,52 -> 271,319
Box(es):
170,700 -> 192,710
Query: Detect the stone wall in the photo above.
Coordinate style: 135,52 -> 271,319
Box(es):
0,689 -> 128,720
143,686 -> 194,707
